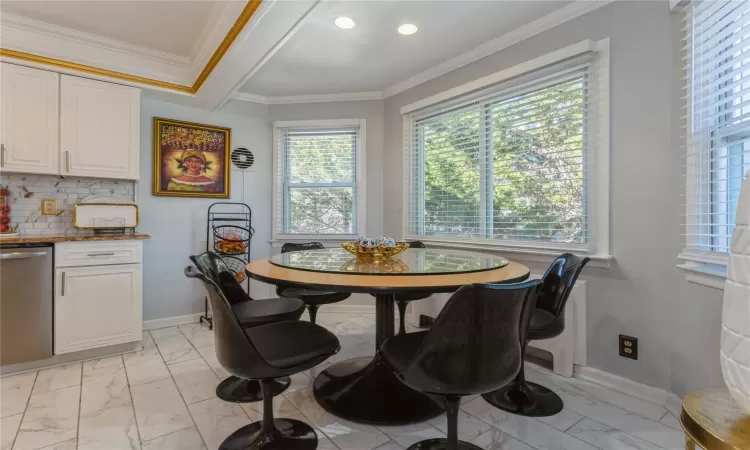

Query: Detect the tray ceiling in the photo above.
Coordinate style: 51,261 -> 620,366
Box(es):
0,0 -> 219,57
239,0 -> 574,96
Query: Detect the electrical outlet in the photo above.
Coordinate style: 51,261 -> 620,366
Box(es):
41,199 -> 57,216
619,335 -> 638,360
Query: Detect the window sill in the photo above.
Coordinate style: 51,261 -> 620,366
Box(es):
270,237 -> 356,249
411,239 -> 613,268
269,237 -> 614,268
676,251 -> 727,290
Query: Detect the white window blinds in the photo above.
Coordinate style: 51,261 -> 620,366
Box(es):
685,0 -> 750,255
404,59 -> 593,249
274,126 -> 359,237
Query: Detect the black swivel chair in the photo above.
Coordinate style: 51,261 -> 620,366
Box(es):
482,253 -> 589,417
277,242 -> 350,324
190,252 -> 306,403
381,280 -> 542,450
186,265 -> 340,450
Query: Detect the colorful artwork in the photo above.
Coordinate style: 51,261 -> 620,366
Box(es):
152,118 -> 231,198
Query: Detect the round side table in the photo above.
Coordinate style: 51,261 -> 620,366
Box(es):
680,388 -> 750,449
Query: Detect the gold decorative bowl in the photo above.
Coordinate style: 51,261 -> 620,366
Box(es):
340,257 -> 409,274
341,241 -> 408,258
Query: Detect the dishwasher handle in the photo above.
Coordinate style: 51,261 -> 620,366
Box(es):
0,252 -> 49,260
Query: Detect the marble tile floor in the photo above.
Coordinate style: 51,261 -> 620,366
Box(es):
0,312 -> 690,450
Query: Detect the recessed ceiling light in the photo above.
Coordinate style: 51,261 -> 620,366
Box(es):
398,23 -> 418,35
335,16 -> 356,29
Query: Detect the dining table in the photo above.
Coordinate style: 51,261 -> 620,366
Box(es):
245,246 -> 530,426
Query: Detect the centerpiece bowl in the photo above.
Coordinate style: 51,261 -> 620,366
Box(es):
341,241 -> 408,258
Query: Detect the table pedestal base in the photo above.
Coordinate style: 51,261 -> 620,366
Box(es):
313,354 -> 444,425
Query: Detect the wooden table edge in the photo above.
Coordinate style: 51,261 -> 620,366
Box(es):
245,258 -> 531,294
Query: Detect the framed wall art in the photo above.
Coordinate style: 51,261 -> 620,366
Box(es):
152,117 -> 231,198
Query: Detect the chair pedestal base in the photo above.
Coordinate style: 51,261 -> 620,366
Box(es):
216,376 -> 290,403
482,380 -> 563,417
407,438 -> 482,450
219,418 -> 317,450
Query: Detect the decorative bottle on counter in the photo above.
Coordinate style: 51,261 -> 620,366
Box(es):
0,187 -> 16,235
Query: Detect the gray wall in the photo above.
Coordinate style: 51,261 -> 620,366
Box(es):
138,97 -> 273,320
382,1 -> 724,394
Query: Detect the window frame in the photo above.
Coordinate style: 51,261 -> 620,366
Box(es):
401,39 -> 611,261
676,1 -> 750,289
272,119 -> 367,242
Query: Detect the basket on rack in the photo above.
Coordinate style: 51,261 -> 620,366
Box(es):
221,255 -> 248,282
213,225 -> 251,255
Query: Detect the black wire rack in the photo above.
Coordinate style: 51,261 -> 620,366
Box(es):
201,202 -> 254,329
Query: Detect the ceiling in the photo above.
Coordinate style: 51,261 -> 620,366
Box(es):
0,0 -> 219,57
0,0 -> 603,108
239,0 -> 574,96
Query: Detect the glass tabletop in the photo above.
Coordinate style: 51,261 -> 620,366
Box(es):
269,247 -> 509,275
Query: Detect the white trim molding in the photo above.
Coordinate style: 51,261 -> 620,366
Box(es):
677,264 -> 727,290
574,366 -> 684,417
142,313 -> 203,331
233,91 -> 384,105
677,250 -> 728,290
271,119 -> 367,242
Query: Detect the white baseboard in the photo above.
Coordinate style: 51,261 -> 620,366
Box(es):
322,304 -> 376,314
574,366 -> 683,414
143,313 -> 203,331
665,392 -> 683,418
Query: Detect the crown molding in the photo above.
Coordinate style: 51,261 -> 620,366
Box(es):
0,13 -> 190,66
232,91 -> 384,105
382,0 -> 615,98
233,92 -> 269,103
0,12 -> 192,84
187,2 -> 247,82
0,0 -> 263,94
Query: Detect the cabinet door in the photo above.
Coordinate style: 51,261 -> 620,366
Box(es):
55,264 -> 142,354
60,75 -> 140,180
0,63 -> 59,175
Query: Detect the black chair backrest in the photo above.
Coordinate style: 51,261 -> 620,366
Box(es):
281,242 -> 324,253
190,252 -> 249,305
408,241 -> 425,249
401,280 -> 542,396
184,265 -> 273,379
537,253 -> 589,319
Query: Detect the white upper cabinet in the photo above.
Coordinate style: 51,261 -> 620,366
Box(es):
0,63 -> 60,175
60,75 -> 140,180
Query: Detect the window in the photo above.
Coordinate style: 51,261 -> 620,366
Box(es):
273,120 -> 366,240
403,40 -> 609,256
682,1 -> 750,266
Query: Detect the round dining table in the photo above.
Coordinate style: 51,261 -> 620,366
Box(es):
245,247 -> 530,426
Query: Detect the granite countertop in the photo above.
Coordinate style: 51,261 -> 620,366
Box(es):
0,233 -> 151,244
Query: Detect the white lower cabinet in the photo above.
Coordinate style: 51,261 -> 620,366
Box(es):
54,243 -> 143,354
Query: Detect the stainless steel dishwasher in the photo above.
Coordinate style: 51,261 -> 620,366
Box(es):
0,244 -> 54,365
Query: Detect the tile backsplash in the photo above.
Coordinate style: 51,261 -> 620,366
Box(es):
0,173 -> 135,236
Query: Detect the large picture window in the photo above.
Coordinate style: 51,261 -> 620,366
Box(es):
683,1 -> 750,263
403,45 -> 608,254
273,120 -> 366,240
